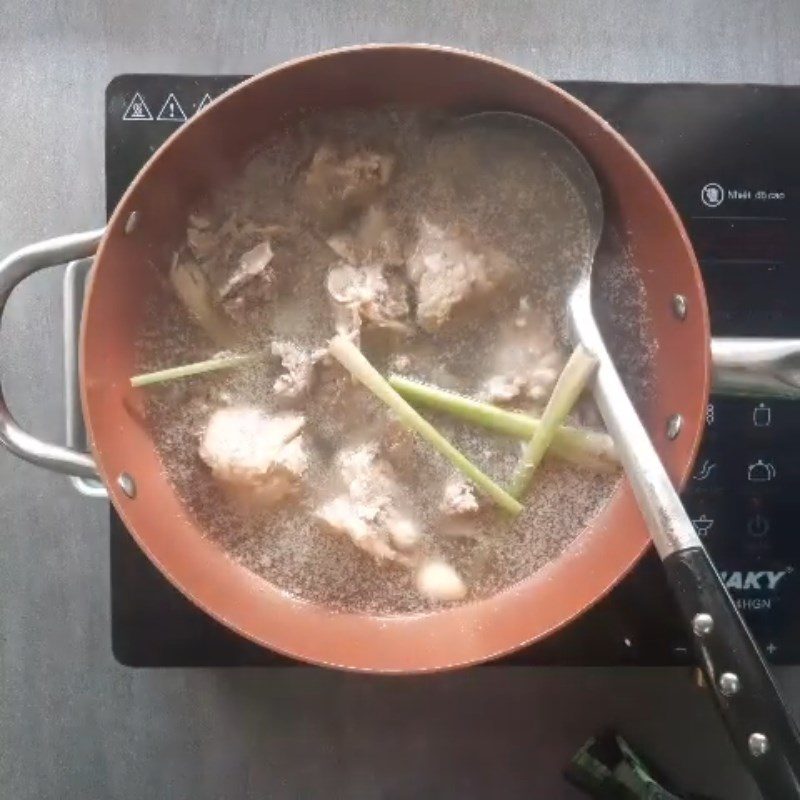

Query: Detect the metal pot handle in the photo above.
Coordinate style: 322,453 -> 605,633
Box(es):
711,338 -> 800,398
0,230 -> 105,479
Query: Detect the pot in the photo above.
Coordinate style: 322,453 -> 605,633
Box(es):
0,45 -> 796,674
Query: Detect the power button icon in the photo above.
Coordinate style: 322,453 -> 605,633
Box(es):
747,514 -> 770,538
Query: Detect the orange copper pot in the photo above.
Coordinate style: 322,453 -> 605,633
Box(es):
0,46 -> 708,672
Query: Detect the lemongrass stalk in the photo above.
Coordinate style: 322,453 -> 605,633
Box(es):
388,375 -> 617,473
328,335 -> 522,515
390,376 -> 533,437
131,352 -> 263,388
510,345 -> 599,498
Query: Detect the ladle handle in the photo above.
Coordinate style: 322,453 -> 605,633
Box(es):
664,546 -> 800,797
0,230 -> 104,478
570,282 -> 800,799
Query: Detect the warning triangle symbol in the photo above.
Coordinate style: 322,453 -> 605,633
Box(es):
195,93 -> 213,114
122,92 -> 153,121
156,93 -> 187,122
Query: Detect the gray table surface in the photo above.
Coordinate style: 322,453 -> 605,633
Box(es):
3,1 -> 800,798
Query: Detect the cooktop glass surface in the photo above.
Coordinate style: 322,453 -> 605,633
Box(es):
105,76 -> 800,666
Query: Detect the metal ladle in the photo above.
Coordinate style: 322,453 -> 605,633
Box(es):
462,111 -> 800,799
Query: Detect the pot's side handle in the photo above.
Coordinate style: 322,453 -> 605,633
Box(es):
63,260 -> 108,497
0,230 -> 104,479
712,338 -> 800,398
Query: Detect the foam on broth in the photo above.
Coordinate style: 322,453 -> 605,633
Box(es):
136,108 -> 655,614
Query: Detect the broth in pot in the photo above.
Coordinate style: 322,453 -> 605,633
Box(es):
134,107 -> 654,614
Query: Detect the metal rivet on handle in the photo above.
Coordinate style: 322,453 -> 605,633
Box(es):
672,293 -> 687,320
692,613 -> 714,637
748,732 -> 770,757
666,413 -> 683,440
124,210 -> 139,234
719,672 -> 741,697
117,472 -> 136,499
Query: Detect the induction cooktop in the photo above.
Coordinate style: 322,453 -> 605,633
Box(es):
84,76 -> 800,666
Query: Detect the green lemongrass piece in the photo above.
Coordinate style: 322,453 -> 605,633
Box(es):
388,375 -> 617,472
510,345 -> 599,498
328,335 -> 522,516
389,375 -> 532,436
131,352 -> 263,388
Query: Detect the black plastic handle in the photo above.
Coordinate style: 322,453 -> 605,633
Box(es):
664,546 -> 800,799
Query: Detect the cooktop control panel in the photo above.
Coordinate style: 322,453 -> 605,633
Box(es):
105,76 -> 800,666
